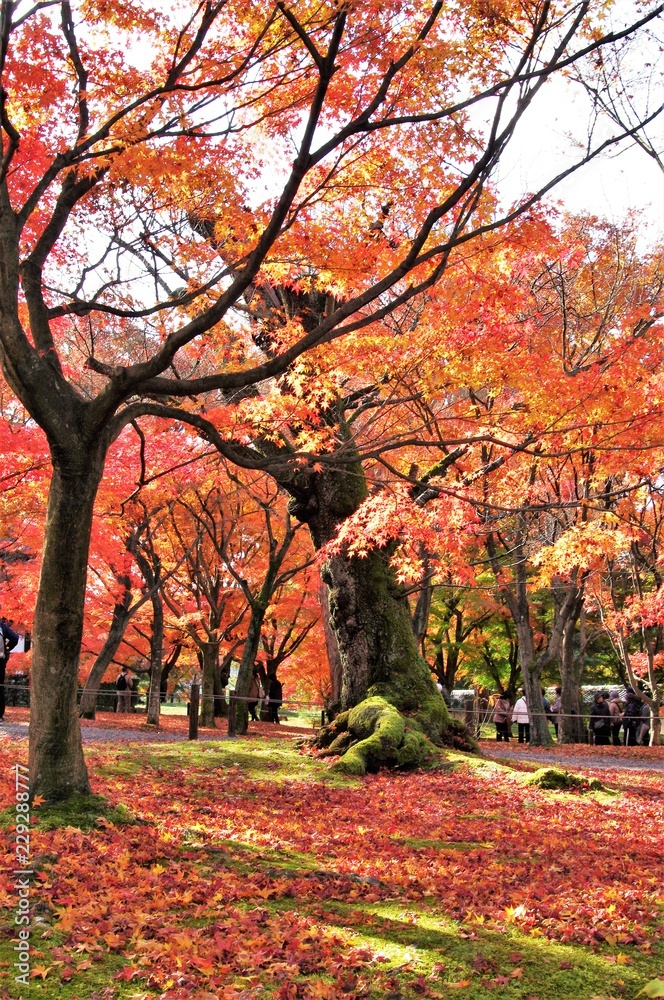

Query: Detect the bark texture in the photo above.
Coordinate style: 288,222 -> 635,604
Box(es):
282,454 -> 453,771
29,454 -> 106,799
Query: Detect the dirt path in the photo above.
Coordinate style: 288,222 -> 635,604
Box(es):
0,717 -> 309,745
482,743 -> 664,772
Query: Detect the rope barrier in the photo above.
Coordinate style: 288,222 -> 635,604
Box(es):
1,682 -> 325,711
3,682 -> 655,722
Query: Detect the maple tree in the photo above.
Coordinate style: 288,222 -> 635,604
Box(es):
0,1 -> 663,797
588,480 -> 664,745
161,478 -> 250,728
336,212 -> 664,743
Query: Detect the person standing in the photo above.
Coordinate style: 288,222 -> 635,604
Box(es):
0,617 -> 20,721
622,688 -> 642,746
492,692 -> 512,742
589,691 -> 611,745
608,690 -> 623,746
550,686 -> 562,739
637,700 -> 651,746
267,673 -> 283,723
512,691 -> 530,744
116,665 -> 132,713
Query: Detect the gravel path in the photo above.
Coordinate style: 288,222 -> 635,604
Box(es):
484,746 -> 664,772
0,721 -> 227,744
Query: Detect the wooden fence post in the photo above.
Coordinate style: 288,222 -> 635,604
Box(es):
188,683 -> 199,741
228,691 -> 237,737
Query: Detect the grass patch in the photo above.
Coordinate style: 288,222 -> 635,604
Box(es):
32,792 -> 137,830
393,837 -> 493,851
125,737 -> 361,787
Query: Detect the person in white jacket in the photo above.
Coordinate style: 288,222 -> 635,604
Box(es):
512,692 -> 530,744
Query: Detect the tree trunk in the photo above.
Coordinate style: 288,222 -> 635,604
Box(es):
79,580 -> 132,719
145,591 -> 164,726
234,605 -> 265,735
412,557 -> 434,653
558,616 -> 586,743
159,642 -> 182,701
199,641 -> 219,727
285,460 -> 447,739
517,637 -> 552,746
319,582 -> 342,708
30,454 -> 106,799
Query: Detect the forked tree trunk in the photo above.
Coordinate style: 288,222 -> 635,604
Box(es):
30,453 -> 106,799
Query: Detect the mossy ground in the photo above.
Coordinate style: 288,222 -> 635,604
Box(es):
0,737 -> 661,1000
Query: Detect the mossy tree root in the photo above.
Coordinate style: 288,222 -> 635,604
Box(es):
314,696 -> 442,775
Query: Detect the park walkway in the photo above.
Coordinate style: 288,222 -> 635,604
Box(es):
0,713 -> 306,745
481,741 -> 664,772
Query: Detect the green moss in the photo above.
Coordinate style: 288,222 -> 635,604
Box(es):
31,792 -> 137,830
395,727 -> 440,768
526,767 -> 606,792
347,696 -> 405,742
330,697 -> 442,775
368,647 -> 449,740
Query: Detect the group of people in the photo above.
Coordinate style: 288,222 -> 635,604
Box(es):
589,688 -> 651,746
492,691 -> 533,743
492,686 -> 653,746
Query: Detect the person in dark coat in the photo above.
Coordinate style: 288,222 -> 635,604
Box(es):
622,688 -> 642,746
589,691 -> 611,745
267,674 -> 283,723
0,617 -> 20,721
247,667 -> 262,722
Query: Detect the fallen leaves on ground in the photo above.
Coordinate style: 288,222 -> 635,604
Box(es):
1,738 -> 663,1000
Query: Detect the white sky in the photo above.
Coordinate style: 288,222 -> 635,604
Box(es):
492,60 -> 663,244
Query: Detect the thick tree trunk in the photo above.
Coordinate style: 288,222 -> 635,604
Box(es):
517,648 -> 552,746
30,454 -> 106,799
285,461 -> 447,736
